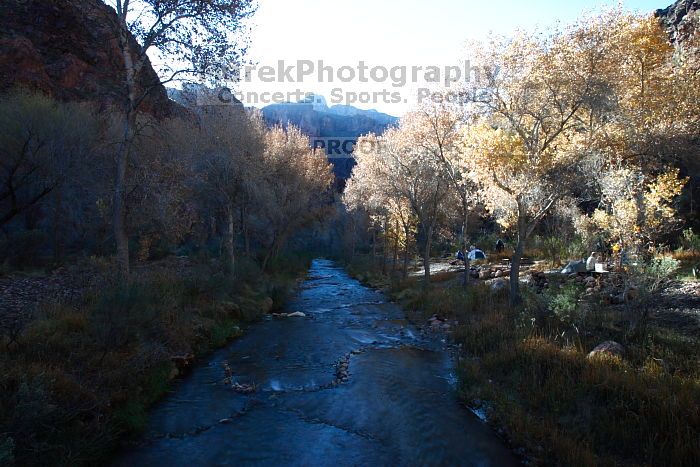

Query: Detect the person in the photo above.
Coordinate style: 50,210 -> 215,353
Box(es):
586,252 -> 597,271
456,249 -> 465,262
495,239 -> 505,253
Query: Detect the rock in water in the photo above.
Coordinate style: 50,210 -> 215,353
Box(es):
231,382 -> 256,394
286,311 -> 306,318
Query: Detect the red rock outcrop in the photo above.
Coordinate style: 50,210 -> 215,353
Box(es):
0,0 -> 174,117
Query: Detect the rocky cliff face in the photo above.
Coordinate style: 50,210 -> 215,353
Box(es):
0,0 -> 174,117
656,0 -> 700,44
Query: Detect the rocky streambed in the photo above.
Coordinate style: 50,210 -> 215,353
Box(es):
116,259 -> 517,466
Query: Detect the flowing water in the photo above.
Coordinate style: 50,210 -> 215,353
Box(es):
117,259 -> 517,466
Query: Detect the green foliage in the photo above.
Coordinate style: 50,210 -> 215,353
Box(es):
681,228 -> 700,252
545,284 -> 584,326
541,236 -> 568,265
113,400 -> 148,434
629,255 -> 681,296
645,255 -> 681,280
209,320 -> 242,347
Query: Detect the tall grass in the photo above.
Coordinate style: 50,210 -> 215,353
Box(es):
0,256 -> 310,466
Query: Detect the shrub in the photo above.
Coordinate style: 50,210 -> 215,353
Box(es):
681,228 -> 700,253
545,284 -> 585,330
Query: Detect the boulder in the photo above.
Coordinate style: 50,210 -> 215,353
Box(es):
231,382 -> 256,394
490,278 -> 508,292
494,270 -> 504,278
286,311 -> 306,318
478,270 -> 490,280
587,341 -> 625,360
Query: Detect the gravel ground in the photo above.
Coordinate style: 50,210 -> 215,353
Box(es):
0,256 -> 195,332
651,280 -> 700,337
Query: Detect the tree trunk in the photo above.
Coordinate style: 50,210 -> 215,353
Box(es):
223,206 -> 235,276
381,217 -> 388,275
262,233 -> 284,272
114,23 -> 138,282
461,206 -> 470,288
402,224 -> 410,278
350,221 -> 356,260
113,111 -> 133,281
52,189 -> 63,263
240,206 -> 251,257
392,220 -> 399,273
372,227 -> 377,268
510,234 -> 526,306
422,224 -> 433,285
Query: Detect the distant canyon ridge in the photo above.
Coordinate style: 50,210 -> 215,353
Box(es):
260,94 -> 398,181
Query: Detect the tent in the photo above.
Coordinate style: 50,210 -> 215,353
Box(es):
468,249 -> 487,261
561,260 -> 586,274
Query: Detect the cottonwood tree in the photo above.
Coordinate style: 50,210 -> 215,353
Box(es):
345,134 -> 420,278
590,15 -> 679,170
347,121 -> 451,284
106,0 -> 255,279
574,166 -> 686,253
127,116 -> 200,262
407,103 -> 481,285
460,17 -> 617,304
254,126 -> 334,271
344,134 -> 393,269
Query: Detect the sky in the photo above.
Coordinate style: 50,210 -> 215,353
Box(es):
237,0 -> 668,115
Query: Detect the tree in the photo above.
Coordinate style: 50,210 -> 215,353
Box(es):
0,91 -> 98,229
574,167 -> 687,253
408,103 -> 480,286
346,120 -> 451,284
254,125 -> 334,271
107,0 -> 255,279
460,16 -> 619,305
189,105 -> 264,275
